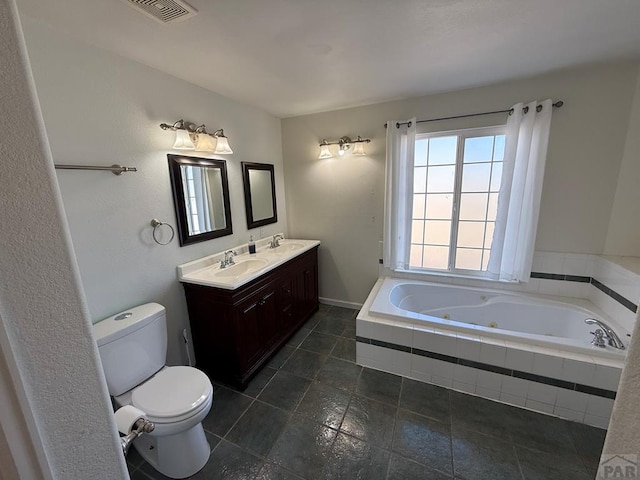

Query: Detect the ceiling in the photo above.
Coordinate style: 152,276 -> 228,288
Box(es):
16,0 -> 640,118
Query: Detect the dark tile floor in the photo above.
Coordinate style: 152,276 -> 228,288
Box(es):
127,305 -> 606,480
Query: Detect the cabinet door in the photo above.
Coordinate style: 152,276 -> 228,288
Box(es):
238,299 -> 263,368
298,258 -> 318,320
258,290 -> 279,348
278,276 -> 296,331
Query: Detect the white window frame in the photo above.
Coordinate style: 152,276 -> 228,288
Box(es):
410,125 -> 506,279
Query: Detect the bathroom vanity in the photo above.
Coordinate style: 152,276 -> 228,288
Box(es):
178,239 -> 319,390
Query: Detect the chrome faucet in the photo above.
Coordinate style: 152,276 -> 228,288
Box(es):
585,318 -> 625,350
269,234 -> 284,249
220,250 -> 236,268
589,329 -> 606,348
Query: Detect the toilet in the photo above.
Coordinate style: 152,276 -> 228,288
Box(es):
93,303 -> 213,479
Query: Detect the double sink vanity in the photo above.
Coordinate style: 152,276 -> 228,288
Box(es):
178,237 -> 320,390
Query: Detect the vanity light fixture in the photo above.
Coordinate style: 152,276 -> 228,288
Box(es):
317,135 -> 370,159
351,136 -> 368,156
160,119 -> 233,154
160,120 -> 196,149
211,129 -> 233,154
318,140 -> 333,159
194,125 -> 216,152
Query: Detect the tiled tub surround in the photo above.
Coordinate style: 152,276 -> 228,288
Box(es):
357,278 -> 626,429
378,252 -> 640,333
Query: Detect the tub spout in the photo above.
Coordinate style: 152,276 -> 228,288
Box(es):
585,318 -> 625,350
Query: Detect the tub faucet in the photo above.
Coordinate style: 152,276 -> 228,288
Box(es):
220,250 -> 236,268
269,234 -> 284,249
585,318 -> 625,350
589,329 -> 606,348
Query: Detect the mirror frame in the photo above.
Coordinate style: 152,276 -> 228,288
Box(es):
242,162 -> 278,229
167,154 -> 233,246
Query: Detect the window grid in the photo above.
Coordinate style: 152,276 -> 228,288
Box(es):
410,127 -> 506,274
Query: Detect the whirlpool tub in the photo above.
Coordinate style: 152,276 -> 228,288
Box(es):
356,277 -> 627,427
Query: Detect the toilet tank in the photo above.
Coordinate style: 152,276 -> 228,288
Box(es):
93,303 -> 167,396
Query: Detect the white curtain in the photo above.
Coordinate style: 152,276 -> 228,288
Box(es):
488,99 -> 553,282
383,118 -> 416,270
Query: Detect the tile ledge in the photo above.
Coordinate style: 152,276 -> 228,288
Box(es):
600,255 -> 640,277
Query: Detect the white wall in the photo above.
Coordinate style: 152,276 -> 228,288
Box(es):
605,65 -> 640,257
0,0 -> 126,477
282,63 -> 639,305
20,17 -> 288,364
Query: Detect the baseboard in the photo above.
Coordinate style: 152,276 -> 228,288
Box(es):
319,297 -> 363,310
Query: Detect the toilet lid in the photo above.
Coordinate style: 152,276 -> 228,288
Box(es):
131,366 -> 212,419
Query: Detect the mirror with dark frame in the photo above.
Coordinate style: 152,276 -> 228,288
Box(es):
167,154 -> 233,246
242,162 -> 277,229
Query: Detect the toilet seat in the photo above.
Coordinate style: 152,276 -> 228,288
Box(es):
131,366 -> 212,424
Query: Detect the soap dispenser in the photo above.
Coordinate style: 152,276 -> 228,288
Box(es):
248,235 -> 256,254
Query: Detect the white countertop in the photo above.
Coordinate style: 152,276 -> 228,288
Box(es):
177,238 -> 321,290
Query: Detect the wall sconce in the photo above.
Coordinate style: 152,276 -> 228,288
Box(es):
318,135 -> 370,159
160,119 -> 233,154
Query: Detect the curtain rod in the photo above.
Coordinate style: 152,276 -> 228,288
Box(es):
384,101 -> 564,128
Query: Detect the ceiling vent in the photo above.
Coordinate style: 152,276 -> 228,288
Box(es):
122,0 -> 197,24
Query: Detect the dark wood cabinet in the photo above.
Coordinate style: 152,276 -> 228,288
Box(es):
182,247 -> 319,390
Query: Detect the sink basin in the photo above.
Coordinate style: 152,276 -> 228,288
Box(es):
268,242 -> 305,253
215,259 -> 269,277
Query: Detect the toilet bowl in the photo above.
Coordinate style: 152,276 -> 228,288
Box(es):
93,303 -> 213,479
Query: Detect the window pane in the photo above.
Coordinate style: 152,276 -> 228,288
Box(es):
457,222 -> 485,248
414,167 -> 427,193
411,220 -> 425,243
424,220 -> 451,245
413,194 -> 426,218
490,162 -> 503,192
484,222 -> 495,249
493,135 -> 506,161
487,193 -> 498,221
426,165 -> 455,192
482,251 -> 491,270
461,163 -> 491,192
425,193 -> 453,220
410,244 -> 423,267
428,136 -> 457,165
464,136 -> 494,163
415,139 -> 428,166
459,193 -> 488,220
455,248 -> 482,270
423,246 -> 449,270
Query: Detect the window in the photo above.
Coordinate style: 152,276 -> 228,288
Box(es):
410,126 -> 506,275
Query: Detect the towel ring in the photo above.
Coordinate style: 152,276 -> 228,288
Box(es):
150,219 -> 175,246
